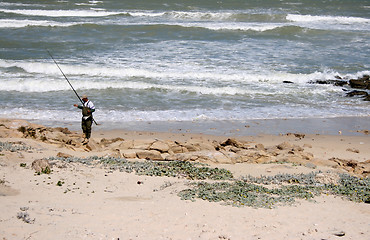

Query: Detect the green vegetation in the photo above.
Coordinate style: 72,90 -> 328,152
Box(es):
0,141 -> 31,152
47,156 -> 369,208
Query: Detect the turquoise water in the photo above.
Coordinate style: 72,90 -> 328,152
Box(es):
0,0 -> 369,128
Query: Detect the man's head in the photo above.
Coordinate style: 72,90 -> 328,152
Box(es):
82,95 -> 88,102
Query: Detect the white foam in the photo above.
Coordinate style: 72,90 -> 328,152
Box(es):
0,19 -> 78,28
1,105 -> 369,124
126,10 -> 236,20
0,8 -> 121,17
179,22 -> 283,31
0,59 -> 358,86
286,14 -> 370,24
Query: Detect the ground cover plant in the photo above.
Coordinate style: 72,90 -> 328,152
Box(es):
47,156 -> 370,208
0,141 -> 31,152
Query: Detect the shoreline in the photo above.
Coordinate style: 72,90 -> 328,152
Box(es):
26,116 -> 370,137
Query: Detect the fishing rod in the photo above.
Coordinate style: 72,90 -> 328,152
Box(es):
47,50 -> 99,125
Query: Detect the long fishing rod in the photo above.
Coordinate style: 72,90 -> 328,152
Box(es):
47,50 -> 99,125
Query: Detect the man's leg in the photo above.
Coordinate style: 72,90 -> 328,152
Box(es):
81,119 -> 87,141
85,118 -> 92,139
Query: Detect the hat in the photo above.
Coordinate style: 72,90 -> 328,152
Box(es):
82,95 -> 88,99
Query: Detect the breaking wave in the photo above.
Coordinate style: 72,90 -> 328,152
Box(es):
286,14 -> 370,24
0,8 -> 121,17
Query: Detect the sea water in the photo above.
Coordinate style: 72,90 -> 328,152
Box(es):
0,0 -> 369,133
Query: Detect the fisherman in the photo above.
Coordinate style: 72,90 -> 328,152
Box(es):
74,95 -> 95,144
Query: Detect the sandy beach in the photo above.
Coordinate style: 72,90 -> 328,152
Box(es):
0,118 -> 369,240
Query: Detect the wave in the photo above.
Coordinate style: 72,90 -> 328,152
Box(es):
0,8 -> 122,17
0,17 -> 285,32
0,19 -> 78,28
286,14 -> 370,24
0,59 -> 351,85
2,59 -> 367,83
1,60 -> 367,95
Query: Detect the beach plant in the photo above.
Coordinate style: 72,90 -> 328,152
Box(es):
0,141 -> 31,152
47,156 -> 234,180
178,172 -> 370,208
56,180 -> 64,186
46,156 -> 369,208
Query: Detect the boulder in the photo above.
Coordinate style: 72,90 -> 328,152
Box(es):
149,140 -> 170,153
100,137 -> 124,147
346,90 -> 368,97
121,149 -> 138,159
220,138 -> 245,148
182,143 -> 201,152
169,145 -> 188,154
32,159 -> 51,174
255,143 -> 265,151
104,149 -> 121,158
56,152 -> 72,158
136,150 -> 163,161
349,75 -> 370,89
118,140 -> 134,150
132,140 -> 154,150
308,79 -> 347,86
277,142 -> 292,150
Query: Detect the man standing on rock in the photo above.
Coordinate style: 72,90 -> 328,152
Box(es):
74,95 -> 95,144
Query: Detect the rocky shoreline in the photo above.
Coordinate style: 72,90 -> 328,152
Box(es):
307,74 -> 370,101
1,119 -> 369,177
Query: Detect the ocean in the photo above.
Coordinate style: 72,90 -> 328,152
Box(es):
0,0 -> 369,134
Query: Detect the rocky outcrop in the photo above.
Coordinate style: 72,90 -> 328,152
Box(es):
32,159 -> 51,174
308,79 -> 348,87
2,119 -> 369,176
330,158 -> 370,176
308,75 -> 370,101
346,90 -> 368,97
349,75 -> 370,89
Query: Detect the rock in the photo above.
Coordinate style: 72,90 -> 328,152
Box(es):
136,150 -> 163,160
255,143 -> 265,151
204,151 -> 231,164
121,149 -> 138,159
32,159 -> 51,174
100,137 -> 124,147
286,132 -> 305,139
349,75 -> 370,89
346,90 -> 368,97
84,139 -> 100,151
169,145 -> 188,154
132,140 -> 154,150
329,158 -> 369,175
53,127 -> 72,134
346,148 -> 360,153
277,142 -> 292,150
182,143 -> 201,152
305,162 -> 316,169
332,230 -> 346,237
195,142 -> 216,151
308,79 -> 347,86
300,152 -> 314,160
220,138 -> 245,148
149,140 -> 170,153
56,152 -> 72,158
356,130 -> 369,135
118,140 -> 134,150
104,149 -> 121,158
